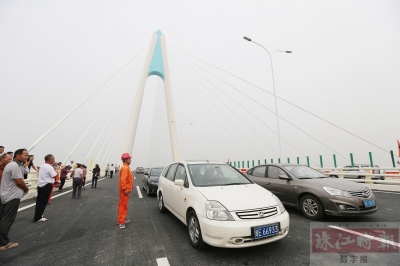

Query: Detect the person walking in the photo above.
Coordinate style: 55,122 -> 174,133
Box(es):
72,164 -> 84,199
91,164 -> 100,188
117,153 -> 134,229
58,165 -> 70,192
0,149 -> 30,251
109,164 -> 114,179
33,154 -> 57,222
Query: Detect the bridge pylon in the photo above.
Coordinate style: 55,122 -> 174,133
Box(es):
123,30 -> 180,161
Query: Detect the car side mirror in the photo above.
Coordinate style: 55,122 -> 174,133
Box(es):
279,174 -> 290,180
174,179 -> 184,187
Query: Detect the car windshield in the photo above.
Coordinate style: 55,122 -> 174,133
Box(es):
188,164 -> 252,187
283,165 -> 327,179
150,168 -> 163,176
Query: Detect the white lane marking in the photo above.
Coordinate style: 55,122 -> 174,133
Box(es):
136,186 -> 143,198
134,175 -> 136,179
17,177 -> 106,212
156,257 -> 170,266
329,225 -> 400,248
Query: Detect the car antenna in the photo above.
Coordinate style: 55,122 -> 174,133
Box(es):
196,153 -> 209,163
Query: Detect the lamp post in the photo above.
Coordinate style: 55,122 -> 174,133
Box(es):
243,36 -> 291,160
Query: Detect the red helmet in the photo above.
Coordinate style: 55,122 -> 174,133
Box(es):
121,153 -> 132,160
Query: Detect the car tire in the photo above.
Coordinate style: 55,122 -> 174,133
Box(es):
187,211 -> 207,250
146,185 -> 151,196
158,193 -> 167,213
300,195 -> 325,220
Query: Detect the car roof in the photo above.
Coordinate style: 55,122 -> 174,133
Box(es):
250,163 -> 302,167
182,160 -> 227,165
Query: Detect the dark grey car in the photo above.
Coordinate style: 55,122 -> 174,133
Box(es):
142,167 -> 163,196
245,164 -> 377,220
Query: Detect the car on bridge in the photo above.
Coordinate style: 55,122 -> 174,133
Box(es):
157,161 -> 289,249
329,164 -> 386,180
245,164 -> 377,220
142,167 -> 163,196
136,166 -> 144,173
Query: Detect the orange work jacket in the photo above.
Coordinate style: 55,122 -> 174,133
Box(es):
119,164 -> 134,192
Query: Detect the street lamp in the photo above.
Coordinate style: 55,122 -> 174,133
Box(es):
243,36 -> 292,160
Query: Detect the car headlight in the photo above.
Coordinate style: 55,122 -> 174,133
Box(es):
205,200 -> 234,221
271,194 -> 285,214
323,186 -> 351,197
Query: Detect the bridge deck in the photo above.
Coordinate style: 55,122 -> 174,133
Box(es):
2,173 -> 399,265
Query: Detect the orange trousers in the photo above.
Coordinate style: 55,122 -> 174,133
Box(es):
118,191 -> 130,224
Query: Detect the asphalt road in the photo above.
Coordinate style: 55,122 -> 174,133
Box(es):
1,173 -> 399,266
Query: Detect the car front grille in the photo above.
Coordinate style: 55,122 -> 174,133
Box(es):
348,188 -> 371,198
236,207 -> 278,219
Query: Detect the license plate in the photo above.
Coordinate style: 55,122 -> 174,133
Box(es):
363,199 -> 376,208
253,223 -> 280,239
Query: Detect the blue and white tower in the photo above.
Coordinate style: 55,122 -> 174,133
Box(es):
124,30 -> 180,161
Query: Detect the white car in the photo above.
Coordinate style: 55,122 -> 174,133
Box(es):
157,161 -> 290,249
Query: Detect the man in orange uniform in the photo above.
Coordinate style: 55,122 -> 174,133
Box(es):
118,153 -> 134,229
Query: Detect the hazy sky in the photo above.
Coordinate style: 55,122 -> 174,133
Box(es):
1,0 -> 400,168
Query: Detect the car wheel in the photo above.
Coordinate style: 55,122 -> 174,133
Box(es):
187,211 -> 207,250
146,185 -> 151,196
300,195 -> 325,220
158,193 -> 167,213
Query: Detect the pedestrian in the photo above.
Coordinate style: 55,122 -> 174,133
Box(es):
91,164 -> 100,188
33,154 -> 57,222
72,164 -> 84,199
47,163 -> 60,205
23,155 -> 38,179
6,152 -> 13,158
0,153 -> 13,184
58,165 -> 70,192
0,146 -> 4,155
66,160 -> 74,170
82,165 -> 87,189
110,164 -> 114,179
105,164 -> 109,178
0,149 -> 30,250
117,153 -> 134,229
114,164 -> 119,174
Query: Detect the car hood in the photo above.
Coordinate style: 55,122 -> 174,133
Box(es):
195,184 -> 277,211
149,176 -> 160,182
302,178 -> 368,191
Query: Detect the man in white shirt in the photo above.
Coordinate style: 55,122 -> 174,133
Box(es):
72,164 -> 84,199
33,154 -> 57,222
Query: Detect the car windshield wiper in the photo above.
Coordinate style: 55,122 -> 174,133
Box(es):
221,183 -> 247,186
